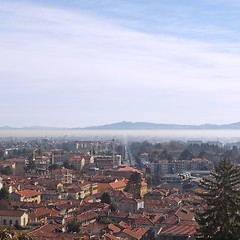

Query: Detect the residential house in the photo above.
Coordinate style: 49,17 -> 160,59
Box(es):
11,190 -> 41,204
98,180 -> 127,193
63,181 -> 98,200
69,156 -> 86,170
50,201 -> 78,217
28,222 -> 65,239
106,165 -> 142,179
41,190 -> 61,202
109,190 -> 132,203
118,197 -> 144,213
50,168 -> 73,184
117,227 -> 149,240
28,206 -> 58,224
143,191 -> 164,213
0,210 -> 28,227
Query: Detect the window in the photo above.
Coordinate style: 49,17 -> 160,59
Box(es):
3,219 -> 6,225
15,220 -> 19,226
9,219 -> 12,225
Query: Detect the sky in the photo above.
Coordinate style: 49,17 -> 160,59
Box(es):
1,0 -> 240,127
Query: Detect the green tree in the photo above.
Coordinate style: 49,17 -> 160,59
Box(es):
0,150 -> 4,159
0,187 -> 11,210
159,149 -> 173,161
1,166 -> 12,175
109,201 -> 118,212
0,187 -> 10,202
17,233 -> 34,240
66,218 -> 81,233
195,158 -> 240,240
25,158 -> 36,172
63,160 -> 76,170
146,175 -> 153,187
48,164 -> 59,171
100,192 -> 111,204
125,172 -> 142,198
97,216 -> 112,224
179,149 -> 194,160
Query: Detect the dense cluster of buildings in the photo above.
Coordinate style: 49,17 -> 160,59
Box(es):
150,158 -> 213,180
0,139 -> 214,239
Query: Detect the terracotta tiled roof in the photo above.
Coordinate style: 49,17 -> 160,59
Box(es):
107,223 -> 121,233
119,221 -> 131,229
117,166 -> 141,174
133,214 -> 160,226
175,207 -> 195,221
15,190 -> 40,198
104,233 -> 119,240
109,181 -> 127,189
122,227 -> 148,240
104,233 -> 127,240
11,201 -> 43,209
28,222 -> 62,238
160,225 -> 197,236
109,190 -> 132,198
76,211 -> 97,222
0,210 -> 26,217
28,207 -> 59,220
161,213 -> 178,225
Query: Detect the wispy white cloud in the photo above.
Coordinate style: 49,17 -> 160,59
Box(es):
1,1 -> 240,126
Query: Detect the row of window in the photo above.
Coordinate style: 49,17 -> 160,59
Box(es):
3,219 -> 18,226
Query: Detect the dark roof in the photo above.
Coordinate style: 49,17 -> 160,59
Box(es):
0,210 -> 26,217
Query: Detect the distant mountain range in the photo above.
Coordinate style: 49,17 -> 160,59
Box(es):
82,121 -> 240,130
2,121 -> 240,130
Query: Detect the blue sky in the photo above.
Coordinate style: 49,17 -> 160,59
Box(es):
1,0 -> 240,127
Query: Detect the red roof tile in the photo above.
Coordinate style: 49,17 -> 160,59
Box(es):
107,223 -> 121,233
160,225 -> 196,236
0,210 -> 26,217
15,190 -> 40,198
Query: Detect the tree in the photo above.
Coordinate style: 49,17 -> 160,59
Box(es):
100,192 -> 111,204
17,233 -> 34,240
66,218 -> 81,233
25,158 -> 36,172
63,160 -> 76,170
125,172 -> 142,198
0,187 -> 11,210
195,158 -> 240,240
0,187 -> 10,202
159,149 -> 169,159
0,199 -> 11,210
97,216 -> 112,224
109,201 -> 118,212
48,164 -> 59,171
1,166 -> 12,175
179,149 -> 194,160
146,175 -> 153,187
0,150 -> 4,159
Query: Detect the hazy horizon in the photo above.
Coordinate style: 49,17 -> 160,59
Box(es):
2,119 -> 240,129
1,129 -> 240,143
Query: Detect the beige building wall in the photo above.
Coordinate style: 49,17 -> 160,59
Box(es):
0,212 -> 28,227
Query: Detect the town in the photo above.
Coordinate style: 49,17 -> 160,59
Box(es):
0,136 -> 239,240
